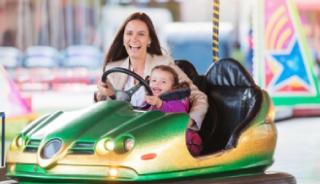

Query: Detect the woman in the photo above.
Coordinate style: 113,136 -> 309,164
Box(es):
95,12 -> 208,130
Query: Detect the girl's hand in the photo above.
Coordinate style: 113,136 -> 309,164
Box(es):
145,96 -> 162,108
97,80 -> 115,97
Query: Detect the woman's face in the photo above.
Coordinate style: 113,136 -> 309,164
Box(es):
149,69 -> 174,96
123,19 -> 151,60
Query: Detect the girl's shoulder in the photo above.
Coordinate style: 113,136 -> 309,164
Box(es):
180,97 -> 190,107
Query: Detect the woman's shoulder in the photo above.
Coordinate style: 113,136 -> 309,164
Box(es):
148,54 -> 174,66
105,58 -> 127,70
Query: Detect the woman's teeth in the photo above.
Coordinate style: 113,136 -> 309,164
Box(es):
130,46 -> 141,49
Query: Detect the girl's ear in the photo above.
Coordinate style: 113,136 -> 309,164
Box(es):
145,75 -> 150,84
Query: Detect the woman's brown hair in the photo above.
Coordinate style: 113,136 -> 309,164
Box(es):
103,12 -> 162,71
151,65 -> 189,90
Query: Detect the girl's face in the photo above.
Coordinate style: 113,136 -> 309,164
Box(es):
149,69 -> 174,96
123,19 -> 151,60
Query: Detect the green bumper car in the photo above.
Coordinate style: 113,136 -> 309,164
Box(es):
6,58 -> 295,184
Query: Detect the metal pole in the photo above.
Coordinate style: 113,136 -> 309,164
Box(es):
0,112 -> 5,167
93,0 -> 102,47
65,0 -> 74,46
213,0 -> 220,62
17,0 -> 24,50
49,0 -> 61,49
38,0 -> 50,45
24,0 -> 33,48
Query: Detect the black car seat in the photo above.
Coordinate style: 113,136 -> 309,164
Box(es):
201,58 -> 262,154
175,59 -> 206,91
175,59 -> 217,152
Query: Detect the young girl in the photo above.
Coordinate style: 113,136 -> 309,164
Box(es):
145,65 -> 202,156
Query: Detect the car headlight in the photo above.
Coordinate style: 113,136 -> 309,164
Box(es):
114,136 -> 135,153
124,138 -> 135,151
96,138 -> 112,155
40,138 -> 63,159
13,135 -> 25,149
104,140 -> 115,151
96,136 -> 135,155
108,167 -> 118,177
16,136 -> 24,147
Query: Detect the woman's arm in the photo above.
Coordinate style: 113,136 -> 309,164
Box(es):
168,62 -> 209,130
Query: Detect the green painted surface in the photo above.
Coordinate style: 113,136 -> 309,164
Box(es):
9,153 -> 272,183
7,98 -> 275,182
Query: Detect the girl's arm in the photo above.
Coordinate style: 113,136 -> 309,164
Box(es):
159,100 -> 188,113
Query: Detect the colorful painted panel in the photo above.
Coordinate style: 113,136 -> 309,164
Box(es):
0,66 -> 34,121
254,0 -> 320,106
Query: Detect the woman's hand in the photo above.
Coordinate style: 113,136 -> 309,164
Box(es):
97,80 -> 115,97
145,96 -> 162,108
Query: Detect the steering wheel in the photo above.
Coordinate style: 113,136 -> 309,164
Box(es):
101,67 -> 153,110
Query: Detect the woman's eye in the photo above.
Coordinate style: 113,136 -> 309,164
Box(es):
138,32 -> 145,36
125,32 -> 133,36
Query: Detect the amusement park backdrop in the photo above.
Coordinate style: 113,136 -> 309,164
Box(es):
0,0 -> 320,183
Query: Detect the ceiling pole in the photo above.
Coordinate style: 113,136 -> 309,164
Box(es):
213,0 -> 220,62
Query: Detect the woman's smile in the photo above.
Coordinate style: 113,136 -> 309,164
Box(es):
129,45 -> 142,51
